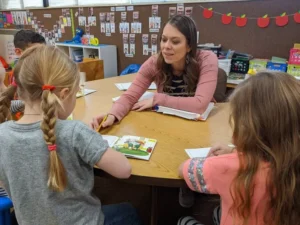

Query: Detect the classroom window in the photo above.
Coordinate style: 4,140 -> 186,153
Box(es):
78,0 -> 129,5
48,0 -> 77,7
0,0 -> 22,9
23,0 -> 43,8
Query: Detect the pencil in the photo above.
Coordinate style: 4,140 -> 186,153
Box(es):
97,114 -> 108,133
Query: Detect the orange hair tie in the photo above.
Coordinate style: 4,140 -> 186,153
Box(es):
42,85 -> 56,91
47,144 -> 57,151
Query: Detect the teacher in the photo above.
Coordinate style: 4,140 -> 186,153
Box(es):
91,15 -> 218,129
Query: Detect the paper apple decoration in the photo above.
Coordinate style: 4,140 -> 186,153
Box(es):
257,14 -> 270,28
236,14 -> 248,27
203,8 -> 213,19
276,12 -> 289,26
294,11 -> 300,23
222,13 -> 232,25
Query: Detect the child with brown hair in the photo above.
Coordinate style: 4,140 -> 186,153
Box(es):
0,45 -> 141,225
179,72 -> 300,225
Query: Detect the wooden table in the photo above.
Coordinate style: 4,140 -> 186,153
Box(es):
74,74 -> 232,187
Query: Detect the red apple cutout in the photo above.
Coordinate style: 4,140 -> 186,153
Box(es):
257,14 -> 270,28
236,14 -> 248,27
203,8 -> 213,19
276,12 -> 289,26
294,11 -> 300,23
222,13 -> 232,25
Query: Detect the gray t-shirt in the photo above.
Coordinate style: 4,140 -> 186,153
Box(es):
0,120 -> 109,225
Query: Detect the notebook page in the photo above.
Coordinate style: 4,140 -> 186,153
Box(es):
112,91 -> 154,102
102,135 -> 119,148
156,106 -> 199,120
199,103 -> 215,121
115,82 -> 157,90
185,148 -> 210,158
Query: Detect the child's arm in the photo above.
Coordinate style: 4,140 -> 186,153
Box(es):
73,122 -> 132,179
95,148 -> 131,179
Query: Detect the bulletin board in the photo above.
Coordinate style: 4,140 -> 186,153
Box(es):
0,0 -> 299,74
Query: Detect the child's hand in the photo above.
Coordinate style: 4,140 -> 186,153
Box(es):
132,98 -> 154,111
207,144 -> 235,157
90,114 -> 116,130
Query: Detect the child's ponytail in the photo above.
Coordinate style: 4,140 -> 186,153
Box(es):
0,84 -> 17,123
41,87 -> 67,192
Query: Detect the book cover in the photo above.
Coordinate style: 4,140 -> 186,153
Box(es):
113,135 -> 157,160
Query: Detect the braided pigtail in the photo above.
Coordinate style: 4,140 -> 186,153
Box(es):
41,89 -> 67,192
0,85 -> 17,123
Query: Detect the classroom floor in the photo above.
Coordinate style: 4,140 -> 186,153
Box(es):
94,177 -> 220,225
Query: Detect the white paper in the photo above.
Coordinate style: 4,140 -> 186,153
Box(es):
115,82 -> 157,90
102,135 -> 119,148
76,89 -> 97,98
112,91 -> 154,102
185,148 -> 210,158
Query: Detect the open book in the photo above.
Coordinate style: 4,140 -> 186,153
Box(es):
185,148 -> 210,158
102,135 -> 157,160
112,91 -> 154,102
115,82 -> 157,91
154,102 -> 215,121
76,88 -> 97,98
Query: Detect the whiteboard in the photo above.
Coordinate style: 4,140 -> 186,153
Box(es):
0,34 -> 17,64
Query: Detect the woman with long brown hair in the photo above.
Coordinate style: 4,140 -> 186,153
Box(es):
91,15 -> 218,128
179,72 -> 300,225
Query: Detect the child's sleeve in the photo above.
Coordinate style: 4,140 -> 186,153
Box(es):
182,157 -> 218,194
72,122 -> 109,167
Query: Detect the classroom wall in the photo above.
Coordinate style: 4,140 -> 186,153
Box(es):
0,0 -> 299,74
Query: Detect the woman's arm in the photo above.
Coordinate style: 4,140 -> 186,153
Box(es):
109,56 -> 157,121
153,51 -> 218,114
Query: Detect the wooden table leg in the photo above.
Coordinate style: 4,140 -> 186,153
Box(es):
151,186 -> 158,225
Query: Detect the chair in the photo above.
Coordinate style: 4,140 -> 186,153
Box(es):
213,68 -> 228,102
0,197 -> 13,225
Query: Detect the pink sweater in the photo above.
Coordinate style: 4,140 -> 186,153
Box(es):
110,50 -> 218,121
183,153 -> 270,225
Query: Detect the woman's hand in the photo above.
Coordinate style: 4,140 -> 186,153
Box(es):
132,98 -> 154,111
207,144 -> 235,157
90,114 -> 116,130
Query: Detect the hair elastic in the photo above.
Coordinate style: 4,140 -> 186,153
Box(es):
47,144 -> 57,151
42,85 -> 56,91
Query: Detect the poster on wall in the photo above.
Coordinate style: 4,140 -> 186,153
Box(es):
131,11 -> 142,33
151,34 -> 158,55
169,7 -> 176,18
177,3 -> 184,16
128,34 -> 135,57
110,12 -> 115,33
149,17 -> 161,33
142,34 -> 149,56
123,34 -> 129,55
88,7 -> 96,26
185,7 -> 193,17
120,12 -> 129,34
100,13 -> 106,33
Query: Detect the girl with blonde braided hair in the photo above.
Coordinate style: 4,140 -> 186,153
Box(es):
0,45 -> 141,225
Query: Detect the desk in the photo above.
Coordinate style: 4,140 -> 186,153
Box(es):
74,74 -> 232,187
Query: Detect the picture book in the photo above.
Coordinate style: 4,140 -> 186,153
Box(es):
115,82 -> 157,91
76,88 -> 96,98
154,102 -> 215,121
102,135 -> 157,160
112,91 -> 154,102
185,148 -> 210,158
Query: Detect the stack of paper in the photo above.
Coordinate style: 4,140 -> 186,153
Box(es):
115,82 -> 157,91
155,102 -> 215,121
112,91 -> 154,102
